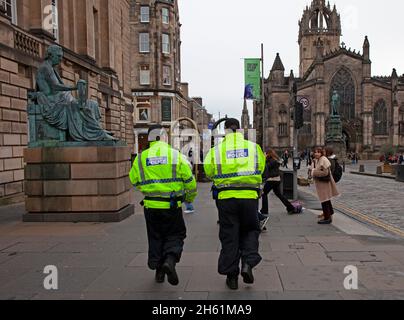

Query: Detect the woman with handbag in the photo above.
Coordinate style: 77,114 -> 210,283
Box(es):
309,147 -> 340,225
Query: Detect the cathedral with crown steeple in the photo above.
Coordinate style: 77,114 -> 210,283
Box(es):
254,0 -> 404,158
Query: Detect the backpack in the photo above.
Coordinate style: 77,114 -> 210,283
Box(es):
330,159 -> 343,183
262,158 -> 281,180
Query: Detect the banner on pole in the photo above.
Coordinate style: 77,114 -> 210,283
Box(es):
244,59 -> 261,100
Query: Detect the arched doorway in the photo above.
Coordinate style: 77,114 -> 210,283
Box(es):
342,131 -> 350,152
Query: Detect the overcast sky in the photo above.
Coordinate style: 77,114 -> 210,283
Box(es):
179,0 -> 404,124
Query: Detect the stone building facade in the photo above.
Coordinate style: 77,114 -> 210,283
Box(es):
190,97 -> 213,134
254,0 -> 404,158
130,0 -> 192,153
0,0 -> 135,204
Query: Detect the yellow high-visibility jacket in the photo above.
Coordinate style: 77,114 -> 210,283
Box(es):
129,141 -> 197,209
204,132 -> 266,200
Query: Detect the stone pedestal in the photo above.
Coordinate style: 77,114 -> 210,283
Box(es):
326,115 -> 343,141
326,115 -> 346,159
23,143 -> 134,222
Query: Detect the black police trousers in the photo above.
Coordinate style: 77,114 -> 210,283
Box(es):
217,199 -> 262,277
144,207 -> 187,270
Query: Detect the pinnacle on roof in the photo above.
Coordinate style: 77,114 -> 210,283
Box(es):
271,53 -> 285,72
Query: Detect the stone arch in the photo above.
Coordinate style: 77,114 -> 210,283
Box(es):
330,67 -> 356,120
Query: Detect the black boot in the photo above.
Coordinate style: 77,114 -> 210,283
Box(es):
155,267 -> 165,284
162,255 -> 179,286
226,276 -> 239,290
241,263 -> 254,284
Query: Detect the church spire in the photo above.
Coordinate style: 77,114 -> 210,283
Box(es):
241,99 -> 251,130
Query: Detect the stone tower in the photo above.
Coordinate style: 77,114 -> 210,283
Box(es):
298,0 -> 341,77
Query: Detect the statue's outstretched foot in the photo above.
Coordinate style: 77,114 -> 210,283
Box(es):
105,134 -> 119,141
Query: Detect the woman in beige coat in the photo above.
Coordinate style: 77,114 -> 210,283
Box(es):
309,147 -> 340,225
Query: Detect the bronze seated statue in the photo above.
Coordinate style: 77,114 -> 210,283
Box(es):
28,45 -> 116,144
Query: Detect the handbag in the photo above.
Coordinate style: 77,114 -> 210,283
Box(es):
313,158 -> 331,182
316,168 -> 331,182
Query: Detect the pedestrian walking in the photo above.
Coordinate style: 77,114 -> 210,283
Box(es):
204,119 -> 266,290
399,152 -> 404,165
129,125 -> 197,286
282,150 -> 289,168
309,147 -> 340,225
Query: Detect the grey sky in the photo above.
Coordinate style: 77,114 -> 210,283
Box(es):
179,0 -> 404,124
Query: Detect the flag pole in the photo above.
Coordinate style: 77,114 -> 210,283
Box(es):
261,43 -> 265,149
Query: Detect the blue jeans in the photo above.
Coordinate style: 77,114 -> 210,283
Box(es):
185,202 -> 194,211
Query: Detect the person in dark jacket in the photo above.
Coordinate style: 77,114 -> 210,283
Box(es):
260,149 -> 297,219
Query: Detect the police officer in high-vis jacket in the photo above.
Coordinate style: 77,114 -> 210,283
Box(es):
204,119 -> 266,290
129,125 -> 197,286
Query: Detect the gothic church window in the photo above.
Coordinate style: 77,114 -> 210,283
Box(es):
330,68 -> 355,120
303,104 -> 312,134
374,99 -> 388,135
278,106 -> 288,137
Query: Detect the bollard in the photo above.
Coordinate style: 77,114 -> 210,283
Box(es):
359,165 -> 365,173
391,164 -> 398,176
343,161 -> 346,173
376,166 -> 383,175
397,165 -> 404,182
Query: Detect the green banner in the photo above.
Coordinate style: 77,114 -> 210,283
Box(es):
244,59 -> 261,100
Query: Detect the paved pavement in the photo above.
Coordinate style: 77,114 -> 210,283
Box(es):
1,183 -> 404,300
297,161 -> 404,235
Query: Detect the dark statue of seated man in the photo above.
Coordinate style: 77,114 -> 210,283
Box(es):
34,45 -> 116,142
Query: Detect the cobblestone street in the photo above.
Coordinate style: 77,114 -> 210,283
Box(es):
298,161 -> 404,236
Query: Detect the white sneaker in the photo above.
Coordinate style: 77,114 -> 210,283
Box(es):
184,209 -> 195,214
260,217 -> 270,231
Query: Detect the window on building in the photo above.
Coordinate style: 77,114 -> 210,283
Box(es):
140,6 -> 150,23
278,107 -> 288,137
162,33 -> 170,54
1,0 -> 17,24
161,98 -> 172,122
399,122 -> 404,136
139,33 -> 150,53
139,65 -> 150,85
163,66 -> 171,86
162,8 -> 169,24
137,97 -> 151,122
278,123 -> 288,137
302,102 -> 312,134
374,99 -> 388,135
330,68 -> 356,120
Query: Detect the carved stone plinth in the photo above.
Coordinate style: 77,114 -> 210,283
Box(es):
23,144 -> 134,222
326,115 -> 343,142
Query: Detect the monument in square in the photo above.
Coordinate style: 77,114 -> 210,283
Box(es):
326,90 -> 346,159
23,45 -> 134,222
